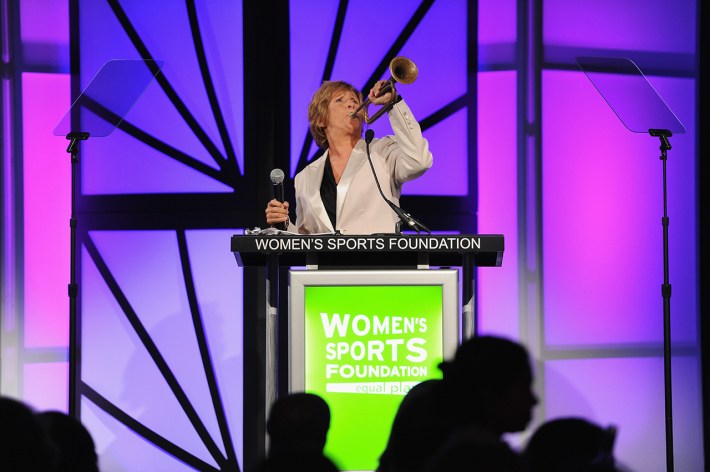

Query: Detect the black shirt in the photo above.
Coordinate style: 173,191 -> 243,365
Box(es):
320,157 -> 337,229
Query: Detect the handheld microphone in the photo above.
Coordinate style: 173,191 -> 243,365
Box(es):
269,168 -> 288,231
364,131 -> 430,234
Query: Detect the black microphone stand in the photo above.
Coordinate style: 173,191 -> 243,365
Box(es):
649,128 -> 674,472
66,131 -> 89,417
364,130 -> 430,234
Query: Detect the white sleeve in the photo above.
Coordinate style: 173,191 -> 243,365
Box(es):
371,99 -> 433,186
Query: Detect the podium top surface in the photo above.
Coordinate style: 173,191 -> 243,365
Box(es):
231,233 -> 504,268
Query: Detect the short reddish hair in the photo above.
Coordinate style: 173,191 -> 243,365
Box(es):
307,81 -> 363,149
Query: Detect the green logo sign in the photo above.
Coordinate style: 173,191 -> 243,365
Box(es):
304,285 -> 444,471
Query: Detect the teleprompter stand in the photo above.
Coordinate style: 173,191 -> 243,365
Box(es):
53,59 -> 163,417
577,56 -> 686,472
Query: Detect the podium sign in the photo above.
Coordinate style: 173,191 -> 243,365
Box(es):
232,233 -> 504,268
290,269 -> 459,471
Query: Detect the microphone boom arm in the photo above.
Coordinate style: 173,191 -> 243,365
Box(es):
364,130 -> 430,234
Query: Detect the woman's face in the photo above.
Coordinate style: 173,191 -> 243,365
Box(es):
325,88 -> 363,139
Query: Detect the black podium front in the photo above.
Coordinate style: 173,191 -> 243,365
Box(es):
232,233 -> 504,469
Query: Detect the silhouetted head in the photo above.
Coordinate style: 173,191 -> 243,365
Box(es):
523,417 -> 618,472
438,335 -> 537,435
0,396 -> 58,470
38,410 -> 99,472
267,392 -> 331,455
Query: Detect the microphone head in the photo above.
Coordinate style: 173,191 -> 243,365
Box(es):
270,168 -> 285,185
365,129 -> 375,144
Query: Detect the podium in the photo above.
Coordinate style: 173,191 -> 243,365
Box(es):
231,233 -> 504,470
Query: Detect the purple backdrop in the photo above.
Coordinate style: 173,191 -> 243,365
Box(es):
10,0 -> 702,470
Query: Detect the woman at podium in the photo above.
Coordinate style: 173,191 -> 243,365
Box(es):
265,78 -> 432,235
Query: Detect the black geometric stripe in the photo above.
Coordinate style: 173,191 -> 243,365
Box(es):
107,0 -> 228,168
80,96 -> 233,186
419,94 -> 469,130
177,230 -> 240,472
186,0 -> 239,169
358,0 -> 435,94
83,234 -> 228,468
82,383 -> 221,472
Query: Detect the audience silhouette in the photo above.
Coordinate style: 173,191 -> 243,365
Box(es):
1,396 -> 101,472
38,410 -> 100,472
421,430 -> 522,472
257,391 -> 339,472
3,344 -> 626,472
1,396 -> 59,471
523,417 -> 619,472
377,335 -> 537,472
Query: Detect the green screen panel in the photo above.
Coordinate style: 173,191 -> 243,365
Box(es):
290,270 -> 459,471
306,285 -> 443,470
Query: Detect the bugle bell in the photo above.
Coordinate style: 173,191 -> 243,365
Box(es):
350,56 -> 418,124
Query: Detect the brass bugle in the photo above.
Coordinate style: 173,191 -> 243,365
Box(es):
350,56 -> 418,124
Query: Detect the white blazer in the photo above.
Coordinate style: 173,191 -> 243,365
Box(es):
292,100 -> 433,235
